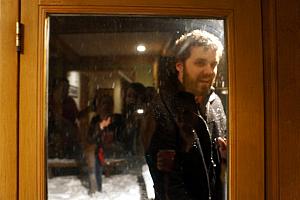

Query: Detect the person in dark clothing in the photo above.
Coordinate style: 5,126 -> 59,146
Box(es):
48,78 -> 81,159
141,29 -> 227,200
86,94 -> 114,194
48,78 -> 94,159
122,82 -> 146,156
197,89 -> 227,200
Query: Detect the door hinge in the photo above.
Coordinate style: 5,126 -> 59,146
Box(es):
16,22 -> 24,53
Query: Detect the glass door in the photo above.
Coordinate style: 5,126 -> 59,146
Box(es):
19,1 -> 264,200
46,15 -> 228,200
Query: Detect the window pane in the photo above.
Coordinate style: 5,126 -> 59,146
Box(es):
47,15 -> 228,200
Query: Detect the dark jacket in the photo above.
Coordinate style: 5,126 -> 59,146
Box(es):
200,90 -> 227,140
87,115 -> 102,146
144,87 -> 217,200
201,90 -> 227,200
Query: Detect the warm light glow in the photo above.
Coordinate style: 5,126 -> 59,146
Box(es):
136,44 -> 146,52
137,109 -> 144,114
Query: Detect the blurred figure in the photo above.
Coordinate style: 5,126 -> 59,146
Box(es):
48,77 -> 95,159
48,78 -> 81,159
122,82 -> 146,156
86,94 -> 114,194
145,86 -> 156,105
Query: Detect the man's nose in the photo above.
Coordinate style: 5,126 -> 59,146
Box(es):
203,64 -> 215,77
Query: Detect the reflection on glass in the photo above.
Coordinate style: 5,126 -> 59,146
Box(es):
47,16 -> 227,200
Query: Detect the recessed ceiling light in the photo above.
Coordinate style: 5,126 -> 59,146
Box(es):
136,109 -> 144,114
136,44 -> 146,52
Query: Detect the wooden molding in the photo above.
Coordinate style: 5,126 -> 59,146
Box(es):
39,0 -> 233,8
262,0 -> 279,200
0,0 -> 18,200
20,2 -> 264,200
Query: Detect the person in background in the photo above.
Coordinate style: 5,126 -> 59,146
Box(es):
141,29 -> 227,200
86,94 -> 114,194
122,82 -> 146,156
48,77 -> 95,159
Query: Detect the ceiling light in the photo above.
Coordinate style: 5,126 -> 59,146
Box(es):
136,109 -> 144,114
136,44 -> 146,52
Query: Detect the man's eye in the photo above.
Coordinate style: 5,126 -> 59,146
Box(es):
211,62 -> 218,69
195,61 -> 206,66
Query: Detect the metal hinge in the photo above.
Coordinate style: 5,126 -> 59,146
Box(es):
16,22 -> 24,53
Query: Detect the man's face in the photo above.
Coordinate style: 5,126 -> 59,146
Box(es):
176,46 -> 219,96
125,88 -> 138,106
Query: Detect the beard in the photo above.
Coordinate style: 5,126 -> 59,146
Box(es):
182,67 -> 211,97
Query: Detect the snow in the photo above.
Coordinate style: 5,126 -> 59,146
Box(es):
48,158 -> 77,164
48,174 -> 140,200
48,164 -> 155,200
141,165 -> 155,199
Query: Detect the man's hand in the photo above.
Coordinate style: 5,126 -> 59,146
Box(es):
99,116 -> 112,130
217,137 -> 227,161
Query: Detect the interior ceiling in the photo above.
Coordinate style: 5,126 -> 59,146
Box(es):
49,16 -> 224,58
56,32 -> 173,56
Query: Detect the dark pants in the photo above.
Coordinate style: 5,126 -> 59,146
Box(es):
95,155 -> 103,192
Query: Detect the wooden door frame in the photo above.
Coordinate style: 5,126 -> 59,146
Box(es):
20,1 -> 265,200
0,0 -> 19,199
262,0 -> 279,200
